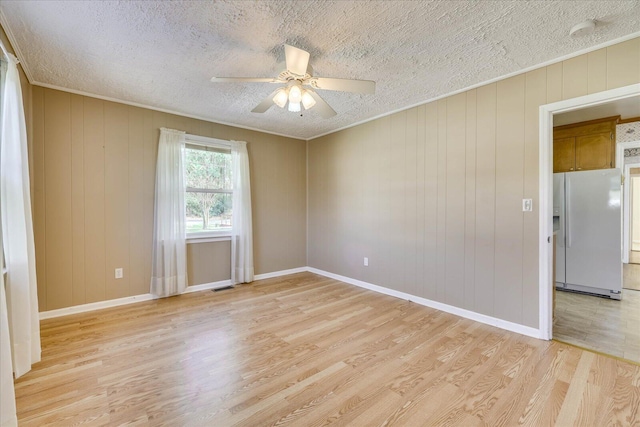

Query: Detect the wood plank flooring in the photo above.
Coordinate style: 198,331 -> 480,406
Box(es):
624,257 -> 640,291
15,272 -> 640,426
554,289 -> 640,363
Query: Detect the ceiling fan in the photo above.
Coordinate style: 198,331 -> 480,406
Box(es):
210,44 -> 375,118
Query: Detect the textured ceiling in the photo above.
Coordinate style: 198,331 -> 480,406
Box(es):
1,1 -> 639,140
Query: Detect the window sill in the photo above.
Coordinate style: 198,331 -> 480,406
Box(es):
186,234 -> 232,244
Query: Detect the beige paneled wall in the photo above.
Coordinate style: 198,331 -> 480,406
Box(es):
31,88 -> 306,311
308,38 -> 640,329
187,241 -> 231,285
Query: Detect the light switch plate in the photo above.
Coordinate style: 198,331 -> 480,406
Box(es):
364,257 -> 369,267
115,268 -> 123,279
522,199 -> 533,212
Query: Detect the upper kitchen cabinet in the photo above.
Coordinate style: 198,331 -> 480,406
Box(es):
553,116 -> 618,173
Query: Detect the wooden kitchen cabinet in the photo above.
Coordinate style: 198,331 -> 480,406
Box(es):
553,116 -> 618,173
553,137 -> 575,173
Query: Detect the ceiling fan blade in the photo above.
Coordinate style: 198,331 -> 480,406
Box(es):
211,77 -> 280,83
307,90 -> 337,118
285,44 -> 310,76
251,90 -> 279,113
310,77 -> 375,94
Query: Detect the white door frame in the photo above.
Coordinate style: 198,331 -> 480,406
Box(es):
618,143 -> 640,263
538,83 -> 640,340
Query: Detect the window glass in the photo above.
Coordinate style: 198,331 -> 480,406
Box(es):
184,144 -> 232,235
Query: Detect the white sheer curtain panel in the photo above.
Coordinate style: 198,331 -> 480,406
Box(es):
1,266 -> 16,427
230,140 -> 254,284
150,128 -> 187,297
0,54 -> 40,426
0,55 -> 41,377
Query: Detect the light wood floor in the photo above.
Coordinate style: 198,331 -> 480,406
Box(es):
16,273 -> 640,426
625,253 -> 640,291
554,289 -> 640,363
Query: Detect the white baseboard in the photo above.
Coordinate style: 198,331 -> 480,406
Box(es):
39,293 -> 157,320
307,267 -> 542,340
254,267 -> 308,280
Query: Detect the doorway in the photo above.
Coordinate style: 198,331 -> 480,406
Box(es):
624,166 -> 640,292
631,171 -> 640,263
540,84 -> 640,362
538,83 -> 640,342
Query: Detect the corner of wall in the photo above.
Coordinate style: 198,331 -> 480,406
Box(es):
305,138 -> 309,267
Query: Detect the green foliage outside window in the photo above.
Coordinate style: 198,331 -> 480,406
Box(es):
185,148 -> 232,232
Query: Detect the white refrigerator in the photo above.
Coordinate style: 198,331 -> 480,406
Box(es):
554,169 -> 622,299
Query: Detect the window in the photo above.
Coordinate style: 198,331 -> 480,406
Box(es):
184,136 -> 232,238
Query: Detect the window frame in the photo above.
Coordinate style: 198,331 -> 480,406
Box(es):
184,134 -> 233,242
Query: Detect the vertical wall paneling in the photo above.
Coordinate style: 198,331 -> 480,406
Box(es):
377,115 -> 393,289
464,90 -> 477,311
249,133 -> 271,274
415,105 -> 427,297
606,38 -> 640,90
405,108 -> 418,296
307,138 -> 322,270
187,241 -> 231,285
294,136 -> 307,268
390,112 -> 407,291
363,122 -> 377,284
70,94 -> 85,306
523,68 -> 547,327
436,100 -> 447,301
32,86 -> 46,311
141,109 -> 155,290
546,62 -> 563,104
83,97 -> 106,303
445,93 -> 466,307
562,55 -> 589,100
128,106 -> 146,296
587,49 -> 607,94
104,103 -> 130,300
473,83 -> 497,317
273,135 -> 289,272
423,102 -> 439,300
494,75 -> 526,324
343,127 -> 363,278
44,90 -> 73,310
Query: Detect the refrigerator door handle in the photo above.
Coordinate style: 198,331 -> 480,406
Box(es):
566,177 -> 571,248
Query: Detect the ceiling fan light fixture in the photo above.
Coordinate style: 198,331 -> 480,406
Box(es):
288,84 -> 302,104
273,88 -> 288,108
301,90 -> 316,110
288,101 -> 301,112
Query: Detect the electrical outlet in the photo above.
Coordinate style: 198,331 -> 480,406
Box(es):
115,268 -> 123,279
522,199 -> 533,212
364,257 -> 369,267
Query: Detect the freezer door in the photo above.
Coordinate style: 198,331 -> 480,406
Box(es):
565,169 -> 622,293
553,173 -> 565,284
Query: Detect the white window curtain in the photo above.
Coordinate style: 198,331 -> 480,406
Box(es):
150,128 -> 187,297
230,140 -> 254,284
1,264 -> 16,427
0,271 -> 15,427
0,53 -> 40,426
